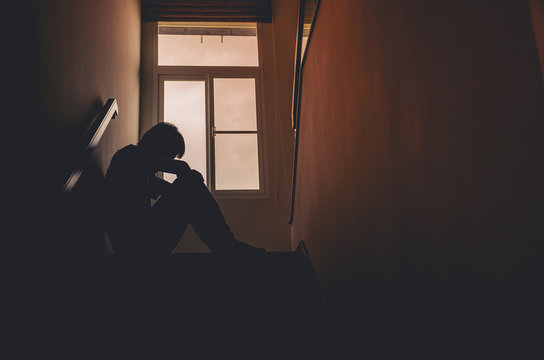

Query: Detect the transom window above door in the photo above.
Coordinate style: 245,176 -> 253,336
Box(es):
158,22 -> 259,66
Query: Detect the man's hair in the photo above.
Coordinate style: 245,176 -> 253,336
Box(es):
138,122 -> 185,158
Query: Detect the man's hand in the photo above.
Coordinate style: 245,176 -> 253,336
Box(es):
157,159 -> 204,183
157,159 -> 191,176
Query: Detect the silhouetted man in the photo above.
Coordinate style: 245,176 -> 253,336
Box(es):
104,122 -> 265,256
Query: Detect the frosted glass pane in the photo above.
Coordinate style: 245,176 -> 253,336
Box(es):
213,78 -> 257,131
158,35 -> 258,66
163,81 -> 207,184
215,134 -> 259,190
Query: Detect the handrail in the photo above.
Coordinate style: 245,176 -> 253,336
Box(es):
288,0 -> 321,224
63,98 -> 118,193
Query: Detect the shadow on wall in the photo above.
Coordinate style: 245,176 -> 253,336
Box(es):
57,158 -> 107,256
46,98 -> 116,257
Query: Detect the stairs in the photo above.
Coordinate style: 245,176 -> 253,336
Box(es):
29,248 -> 331,357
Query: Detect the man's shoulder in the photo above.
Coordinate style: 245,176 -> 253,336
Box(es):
111,145 -> 143,162
116,144 -> 139,155
107,145 -> 147,176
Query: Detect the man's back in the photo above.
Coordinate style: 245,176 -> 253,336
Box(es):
104,145 -> 154,254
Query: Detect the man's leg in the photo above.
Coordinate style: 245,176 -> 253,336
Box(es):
159,170 -> 264,254
149,184 -> 191,253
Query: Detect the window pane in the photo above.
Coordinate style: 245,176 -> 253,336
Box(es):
215,134 -> 259,190
163,80 -> 207,184
213,78 -> 257,131
158,22 -> 258,66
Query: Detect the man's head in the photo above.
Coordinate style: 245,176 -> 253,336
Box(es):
138,122 -> 185,160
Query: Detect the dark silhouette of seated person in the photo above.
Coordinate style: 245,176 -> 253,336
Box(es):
104,122 -> 265,255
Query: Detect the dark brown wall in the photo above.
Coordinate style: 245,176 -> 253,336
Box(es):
530,0 -> 544,81
291,0 -> 543,352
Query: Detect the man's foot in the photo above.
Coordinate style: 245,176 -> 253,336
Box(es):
233,241 -> 266,255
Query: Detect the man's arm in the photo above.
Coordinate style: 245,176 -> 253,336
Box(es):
156,159 -> 191,176
149,176 -> 171,200
155,159 -> 205,184
148,160 -> 191,199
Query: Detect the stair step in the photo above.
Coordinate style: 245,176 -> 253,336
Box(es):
26,251 -> 330,356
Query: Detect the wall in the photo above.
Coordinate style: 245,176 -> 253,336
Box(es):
14,0 -> 141,254
291,0 -> 544,355
36,0 -> 141,179
530,0 -> 544,81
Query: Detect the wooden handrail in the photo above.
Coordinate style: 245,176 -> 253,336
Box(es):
63,98 -> 118,193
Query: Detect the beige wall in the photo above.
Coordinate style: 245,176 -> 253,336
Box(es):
18,0 -> 141,253
291,0 -> 544,350
36,0 -> 141,176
